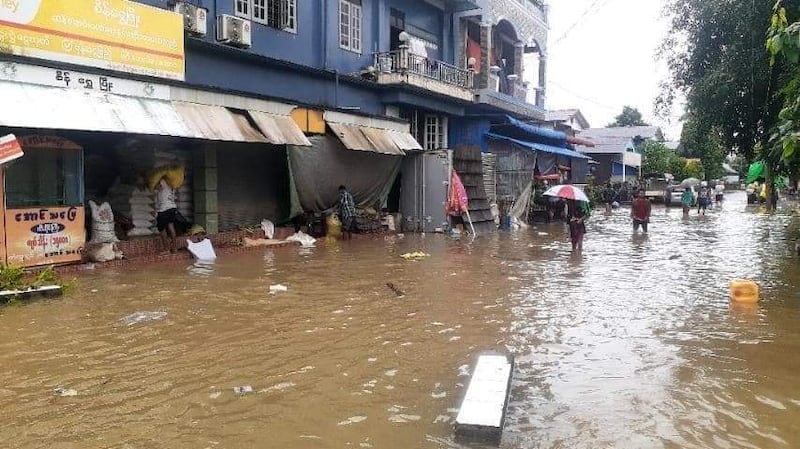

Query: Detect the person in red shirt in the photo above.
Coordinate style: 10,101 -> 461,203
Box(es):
631,188 -> 652,233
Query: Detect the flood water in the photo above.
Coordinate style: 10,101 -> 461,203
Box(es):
3,191 -> 800,449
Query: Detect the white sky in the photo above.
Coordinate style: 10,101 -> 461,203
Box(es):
539,0 -> 684,140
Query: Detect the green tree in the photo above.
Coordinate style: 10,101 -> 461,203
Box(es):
659,0 -> 784,163
679,114 -> 727,180
766,2 -> 800,173
608,106 -> 649,127
642,140 -> 674,174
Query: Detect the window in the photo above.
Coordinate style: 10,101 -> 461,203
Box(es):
339,0 -> 362,53
235,0 -> 297,33
424,115 -> 448,151
5,148 -> 83,208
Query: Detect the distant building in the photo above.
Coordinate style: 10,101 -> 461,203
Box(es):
578,126 -> 664,183
544,109 -> 590,133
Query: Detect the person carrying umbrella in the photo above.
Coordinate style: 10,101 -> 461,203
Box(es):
543,184 -> 590,253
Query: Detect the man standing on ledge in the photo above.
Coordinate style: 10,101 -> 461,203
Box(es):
631,188 -> 652,233
337,185 -> 356,240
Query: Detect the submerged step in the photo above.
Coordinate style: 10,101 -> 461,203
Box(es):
0,285 -> 63,302
455,353 -> 514,445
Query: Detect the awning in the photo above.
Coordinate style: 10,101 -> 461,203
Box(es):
491,116 -> 568,146
173,102 -> 266,142
327,122 -> 419,155
0,81 -> 195,137
247,110 -> 311,146
324,111 -> 421,155
486,133 -> 590,159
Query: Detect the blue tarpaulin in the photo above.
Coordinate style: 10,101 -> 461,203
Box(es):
485,133 -> 590,160
490,116 -> 568,146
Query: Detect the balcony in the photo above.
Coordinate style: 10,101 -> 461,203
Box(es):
477,71 -> 544,120
372,50 -> 475,102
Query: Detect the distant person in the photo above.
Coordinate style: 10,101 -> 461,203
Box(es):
602,184 -> 616,213
567,199 -> 587,252
697,186 -> 710,215
631,188 -> 651,233
337,185 -> 356,240
714,183 -> 725,203
681,187 -> 694,216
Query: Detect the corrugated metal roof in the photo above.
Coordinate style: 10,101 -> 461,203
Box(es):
388,131 -> 423,151
248,110 -> 311,146
327,122 -> 406,155
173,102 -> 267,142
0,81 -> 195,137
486,133 -> 590,159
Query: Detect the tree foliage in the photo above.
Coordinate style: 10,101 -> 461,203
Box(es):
766,1 -> 800,174
659,0 -> 783,166
642,140 -> 699,181
607,106 -> 649,127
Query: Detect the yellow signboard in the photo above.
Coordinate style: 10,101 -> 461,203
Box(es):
5,206 -> 85,267
0,0 -> 185,80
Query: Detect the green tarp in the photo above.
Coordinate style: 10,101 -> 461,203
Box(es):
745,161 -> 765,184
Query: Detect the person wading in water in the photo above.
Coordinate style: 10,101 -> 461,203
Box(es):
631,188 -> 652,233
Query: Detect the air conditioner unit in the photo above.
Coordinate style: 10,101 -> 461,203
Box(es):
171,1 -> 208,36
216,14 -> 251,48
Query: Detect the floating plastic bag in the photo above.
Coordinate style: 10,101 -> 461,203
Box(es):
261,219 -> 275,239
269,284 -> 288,293
286,231 -> 316,247
187,238 -> 216,261
234,385 -> 254,395
120,311 -> 167,326
326,214 -> 342,238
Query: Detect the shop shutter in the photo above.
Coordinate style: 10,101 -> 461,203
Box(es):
217,145 -> 290,231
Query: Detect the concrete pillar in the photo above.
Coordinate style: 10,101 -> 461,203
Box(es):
193,144 -> 218,234
536,54 -> 547,107
478,22 -> 492,89
513,42 -> 524,78
455,18 -> 467,69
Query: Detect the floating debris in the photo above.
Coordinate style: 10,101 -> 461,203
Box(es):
120,311 -> 167,326
53,386 -> 77,397
337,416 -> 367,426
400,251 -> 429,260
269,284 -> 288,294
233,385 -> 254,395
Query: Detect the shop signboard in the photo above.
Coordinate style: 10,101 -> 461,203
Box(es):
0,0 -> 185,80
0,133 -> 22,165
5,206 -> 85,267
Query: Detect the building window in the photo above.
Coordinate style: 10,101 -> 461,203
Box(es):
236,0 -> 297,33
424,115 -> 448,151
5,148 -> 83,208
339,0 -> 362,53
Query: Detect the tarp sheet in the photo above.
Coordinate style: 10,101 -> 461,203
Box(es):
288,134 -> 401,213
746,161 -> 765,184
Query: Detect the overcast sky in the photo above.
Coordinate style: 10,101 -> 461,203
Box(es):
542,0 -> 684,140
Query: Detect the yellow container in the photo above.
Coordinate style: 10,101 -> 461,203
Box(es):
730,280 -> 759,303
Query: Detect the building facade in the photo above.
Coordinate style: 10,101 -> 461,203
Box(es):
0,0 -> 556,267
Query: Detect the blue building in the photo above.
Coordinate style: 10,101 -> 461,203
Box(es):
0,0 -> 578,266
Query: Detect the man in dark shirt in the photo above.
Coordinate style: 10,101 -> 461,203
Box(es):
631,188 -> 652,233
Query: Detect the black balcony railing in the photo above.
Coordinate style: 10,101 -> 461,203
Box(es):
373,50 -> 474,90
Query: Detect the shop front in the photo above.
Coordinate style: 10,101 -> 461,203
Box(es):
1,135 -> 85,267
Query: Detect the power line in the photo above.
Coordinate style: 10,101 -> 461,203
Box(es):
547,80 -> 619,110
549,0 -> 615,48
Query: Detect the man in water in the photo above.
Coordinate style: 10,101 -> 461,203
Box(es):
567,199 -> 587,252
631,188 -> 651,233
602,184 -> 616,213
697,186 -> 710,215
337,185 -> 356,240
156,178 -> 179,253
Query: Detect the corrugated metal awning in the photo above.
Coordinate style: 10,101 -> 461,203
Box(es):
247,110 -> 311,146
173,102 -> 267,142
0,81 -> 195,137
327,122 -> 403,155
388,131 -> 423,151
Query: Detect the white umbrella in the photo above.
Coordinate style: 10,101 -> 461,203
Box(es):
543,184 -> 589,202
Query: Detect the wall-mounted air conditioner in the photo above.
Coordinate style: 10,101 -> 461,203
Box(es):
216,14 -> 252,49
172,1 -> 208,37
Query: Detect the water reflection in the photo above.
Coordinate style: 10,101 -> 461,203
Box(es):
1,193 -> 800,448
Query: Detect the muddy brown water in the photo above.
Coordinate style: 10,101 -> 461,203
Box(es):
2,192 -> 800,448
